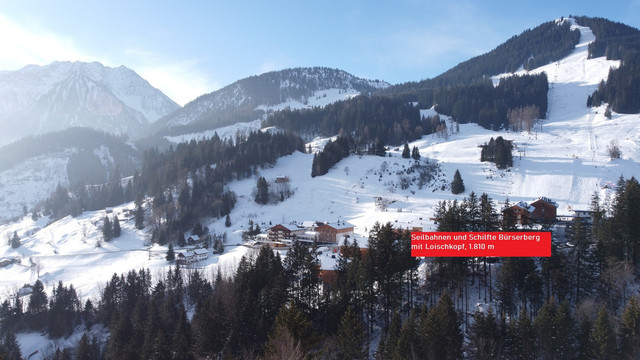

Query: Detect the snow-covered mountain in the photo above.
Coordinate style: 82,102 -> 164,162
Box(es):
0,61 -> 180,146
154,67 -> 389,137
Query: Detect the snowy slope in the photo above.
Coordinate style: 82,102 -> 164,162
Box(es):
0,61 -> 180,145
1,20 -> 639,349
165,88 -> 361,144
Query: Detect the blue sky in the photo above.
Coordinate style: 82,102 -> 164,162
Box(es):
1,1 -> 638,105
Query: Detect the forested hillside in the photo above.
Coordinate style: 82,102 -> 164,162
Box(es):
40,130 -> 305,244
579,17 -> 640,114
379,19 -> 578,94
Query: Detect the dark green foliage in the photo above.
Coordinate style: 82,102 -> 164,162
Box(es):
402,143 -> 410,158
367,223 -> 419,330
0,128 -> 138,179
192,293 -> 228,357
336,307 -> 368,360
9,232 -> 19,249
27,280 -> 47,330
255,176 -> 269,205
2,331 -> 21,360
578,16 -> 640,114
268,96 -> 423,147
481,136 -> 514,169
311,135 -> 352,177
619,296 -> 640,358
411,146 -> 420,160
41,130 -> 302,232
451,169 -> 465,194
225,214 -> 231,227
380,20 -> 577,93
420,291 -> 463,360
283,240 -> 320,313
134,204 -> 144,230
102,216 -> 113,242
265,302 -> 319,357
470,308 -> 502,360
574,16 -> 640,61
588,54 -> 640,113
75,333 -> 100,360
165,243 -> 175,262
227,246 -> 288,355
47,282 -> 80,338
112,215 -> 121,238
590,306 -> 616,359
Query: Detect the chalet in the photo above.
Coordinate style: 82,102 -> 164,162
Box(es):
192,248 -> 209,262
177,248 -> 209,265
316,223 -> 355,244
246,233 -> 289,249
267,224 -> 293,242
530,197 -> 558,223
188,235 -> 203,245
506,201 -> 534,225
275,176 -> 290,184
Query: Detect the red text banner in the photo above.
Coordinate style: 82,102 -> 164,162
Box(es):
410,232 -> 551,257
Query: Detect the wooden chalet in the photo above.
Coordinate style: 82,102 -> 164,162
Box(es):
506,201 -> 534,225
267,224 -> 293,242
315,223 -> 354,244
530,197 -> 558,223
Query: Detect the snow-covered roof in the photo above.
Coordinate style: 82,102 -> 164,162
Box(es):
192,249 -> 208,256
513,201 -> 534,213
532,196 -> 558,208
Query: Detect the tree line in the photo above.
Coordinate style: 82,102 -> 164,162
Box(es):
0,223 -> 426,359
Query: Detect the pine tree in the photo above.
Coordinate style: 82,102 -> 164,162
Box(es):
470,307 -> 502,360
177,232 -> 186,247
166,243 -> 175,262
172,304 -> 194,360
10,232 -> 20,249
412,146 -> 421,160
102,216 -> 113,242
135,204 -> 145,230
225,214 -> 231,227
27,279 -> 47,330
336,307 -> 368,360
3,331 -> 22,360
112,215 -> 121,238
402,143 -> 411,158
255,176 -> 269,205
619,296 -> 640,359
75,333 -> 99,360
420,291 -> 463,359
451,169 -> 465,194
590,306 -> 616,360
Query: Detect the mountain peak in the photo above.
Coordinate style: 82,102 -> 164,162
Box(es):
0,60 -> 180,146
155,67 -> 389,136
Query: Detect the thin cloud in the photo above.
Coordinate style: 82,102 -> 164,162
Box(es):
0,15 -> 213,106
134,60 -> 219,106
0,15 -> 94,70
123,49 -> 219,106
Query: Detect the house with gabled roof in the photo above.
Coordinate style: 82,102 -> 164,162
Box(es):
507,201 -> 534,225
267,224 -> 293,242
530,197 -> 558,223
316,223 -> 354,244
